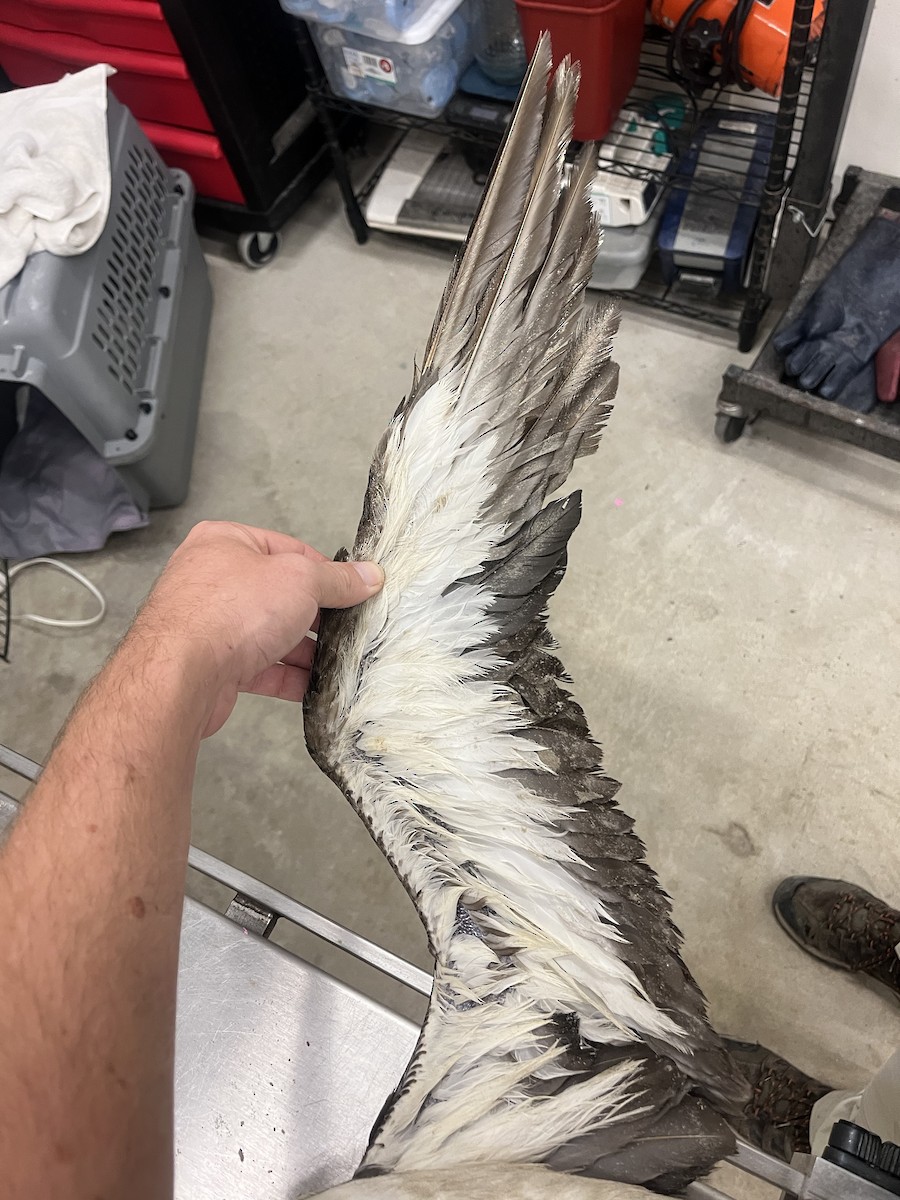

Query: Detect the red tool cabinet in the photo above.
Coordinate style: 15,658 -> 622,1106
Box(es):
0,21 -> 216,131
0,0 -> 336,264
0,0 -> 180,55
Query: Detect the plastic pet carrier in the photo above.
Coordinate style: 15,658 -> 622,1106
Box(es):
0,93 -> 212,509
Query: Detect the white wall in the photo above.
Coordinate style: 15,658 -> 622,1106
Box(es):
833,0 -> 900,185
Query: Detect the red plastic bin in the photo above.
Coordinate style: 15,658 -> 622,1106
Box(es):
141,119 -> 245,205
0,0 -> 179,55
0,21 -> 213,132
515,0 -> 646,141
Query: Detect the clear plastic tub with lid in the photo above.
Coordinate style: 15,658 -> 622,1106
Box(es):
308,0 -> 473,119
283,0 -> 442,40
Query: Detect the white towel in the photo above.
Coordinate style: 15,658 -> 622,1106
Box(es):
0,64 -> 112,290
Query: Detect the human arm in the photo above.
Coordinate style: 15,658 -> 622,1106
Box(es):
0,521 -> 383,1200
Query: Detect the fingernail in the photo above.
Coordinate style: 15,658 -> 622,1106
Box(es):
352,561 -> 384,589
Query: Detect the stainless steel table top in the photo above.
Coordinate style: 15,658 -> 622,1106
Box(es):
0,777 -> 419,1200
175,899 -> 418,1199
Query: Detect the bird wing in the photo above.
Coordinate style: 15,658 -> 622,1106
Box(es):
304,36 -> 747,1194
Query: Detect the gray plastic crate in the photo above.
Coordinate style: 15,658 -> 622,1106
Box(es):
0,94 -> 212,509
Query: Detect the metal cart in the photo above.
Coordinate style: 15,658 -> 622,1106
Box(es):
158,0 -> 355,269
294,0 -> 875,350
717,167 -> 900,455
1,741 -> 895,1199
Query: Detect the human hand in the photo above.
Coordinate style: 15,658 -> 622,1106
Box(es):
133,521 -> 383,737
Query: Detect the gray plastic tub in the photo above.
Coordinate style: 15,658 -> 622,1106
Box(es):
588,208 -> 662,292
0,94 -> 212,509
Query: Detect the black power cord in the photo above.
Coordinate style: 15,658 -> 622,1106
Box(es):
665,0 -> 757,98
721,0 -> 756,90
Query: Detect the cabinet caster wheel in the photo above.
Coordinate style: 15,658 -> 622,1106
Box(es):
237,230 -> 281,268
715,414 -> 747,444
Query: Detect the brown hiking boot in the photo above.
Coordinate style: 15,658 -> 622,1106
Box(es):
773,877 -> 900,1000
725,1040 -> 832,1162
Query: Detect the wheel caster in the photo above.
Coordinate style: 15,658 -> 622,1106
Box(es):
715,414 -> 747,444
237,230 -> 281,269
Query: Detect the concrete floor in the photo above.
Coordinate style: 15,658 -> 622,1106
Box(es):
4,181 -> 900,1148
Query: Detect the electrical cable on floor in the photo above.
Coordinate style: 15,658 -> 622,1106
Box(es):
0,557 -> 107,633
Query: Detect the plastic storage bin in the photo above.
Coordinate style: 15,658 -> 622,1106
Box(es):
0,21 -> 214,131
281,0 -> 436,39
0,0 -> 179,55
594,107 -> 673,227
587,208 -> 661,291
514,0 -> 645,141
0,96 -> 212,508
308,0 -> 474,119
658,109 -> 774,294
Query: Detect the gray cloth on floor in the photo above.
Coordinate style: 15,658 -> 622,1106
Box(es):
0,392 -> 147,558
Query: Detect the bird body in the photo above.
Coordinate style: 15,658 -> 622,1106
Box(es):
320,1163 -> 659,1199
305,36 -> 746,1194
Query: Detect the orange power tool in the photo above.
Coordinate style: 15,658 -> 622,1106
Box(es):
651,0 -> 826,96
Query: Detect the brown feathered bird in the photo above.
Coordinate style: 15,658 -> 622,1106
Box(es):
304,35 -> 747,1197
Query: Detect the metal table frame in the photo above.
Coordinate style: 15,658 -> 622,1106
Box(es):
0,742 -> 892,1199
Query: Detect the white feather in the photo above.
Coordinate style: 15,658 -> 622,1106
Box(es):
311,373 -> 689,1168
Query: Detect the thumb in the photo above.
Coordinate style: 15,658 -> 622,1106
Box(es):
772,316 -> 806,356
309,558 -> 384,609
805,292 -> 844,339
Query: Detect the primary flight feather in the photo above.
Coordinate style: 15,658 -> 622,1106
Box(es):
304,35 -> 747,1195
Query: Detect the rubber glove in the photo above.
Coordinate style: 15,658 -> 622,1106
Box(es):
773,189 -> 900,400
